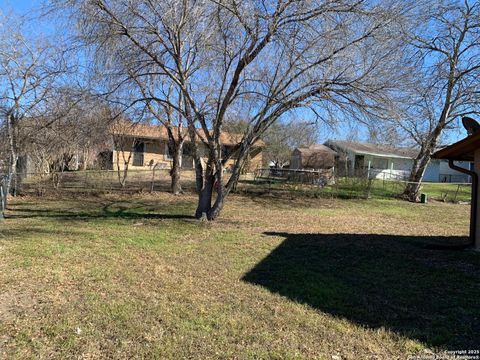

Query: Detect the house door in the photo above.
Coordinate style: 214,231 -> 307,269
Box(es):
354,155 -> 364,176
181,143 -> 195,169
132,141 -> 145,167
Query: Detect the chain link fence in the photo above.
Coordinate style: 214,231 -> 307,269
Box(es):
15,168 -> 200,196
248,167 -> 472,202
2,166 -> 473,204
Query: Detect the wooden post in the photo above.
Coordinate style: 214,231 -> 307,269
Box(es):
474,149 -> 480,251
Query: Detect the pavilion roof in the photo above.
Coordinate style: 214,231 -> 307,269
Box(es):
433,132 -> 480,161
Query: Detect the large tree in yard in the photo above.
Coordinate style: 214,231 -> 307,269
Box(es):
0,12 -> 67,206
400,0 -> 480,201
85,39 -> 190,195
133,82 -> 188,195
56,0 -> 417,220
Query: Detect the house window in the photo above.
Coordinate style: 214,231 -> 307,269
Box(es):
371,157 -> 388,170
354,155 -> 365,170
166,142 -> 196,160
132,140 -> 145,166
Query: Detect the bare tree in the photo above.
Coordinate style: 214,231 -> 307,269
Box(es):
54,0 -> 419,220
264,121 -> 319,168
0,12 -> 67,205
134,82 -> 187,195
64,101 -> 113,171
66,11 -> 191,195
112,132 -> 135,188
24,96 -> 112,179
398,1 -> 480,201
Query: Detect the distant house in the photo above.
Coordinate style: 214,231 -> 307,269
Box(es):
321,140 -> 471,182
100,122 -> 264,173
324,140 -> 417,179
290,145 -> 337,170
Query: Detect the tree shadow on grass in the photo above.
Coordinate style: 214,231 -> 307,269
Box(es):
6,201 -> 195,221
242,232 -> 480,349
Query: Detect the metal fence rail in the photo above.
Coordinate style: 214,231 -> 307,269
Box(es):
254,168 -> 334,186
15,168 -> 199,195
0,168 -> 472,207
249,167 -> 472,202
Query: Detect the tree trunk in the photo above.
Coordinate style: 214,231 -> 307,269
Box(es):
14,157 -> 26,196
5,114 -> 18,198
402,125 -> 445,201
195,173 -> 214,219
183,97 -> 203,194
170,142 -> 183,195
119,165 -> 128,188
115,143 -> 133,188
195,171 -> 228,221
116,151 -> 129,188
6,156 -> 18,197
402,147 -> 432,201
403,90 -> 452,201
207,190 -> 226,220
0,178 -> 6,219
193,156 -> 204,193
82,148 -> 89,171
194,146 -> 250,220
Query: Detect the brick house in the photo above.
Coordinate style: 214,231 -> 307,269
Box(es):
100,122 -> 264,173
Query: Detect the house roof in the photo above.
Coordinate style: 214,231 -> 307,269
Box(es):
293,144 -> 336,169
111,121 -> 169,140
111,121 -> 265,147
295,144 -> 337,156
325,140 -> 418,159
433,132 -> 480,161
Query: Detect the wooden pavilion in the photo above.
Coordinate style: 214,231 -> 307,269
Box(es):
433,122 -> 480,251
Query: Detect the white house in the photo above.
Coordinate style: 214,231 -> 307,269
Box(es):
324,140 -> 471,182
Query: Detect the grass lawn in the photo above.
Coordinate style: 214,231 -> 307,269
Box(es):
0,191 -> 479,359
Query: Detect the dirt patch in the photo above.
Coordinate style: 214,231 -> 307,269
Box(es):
0,289 -> 38,322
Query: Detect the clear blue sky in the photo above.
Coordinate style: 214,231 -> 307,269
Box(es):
1,0 -> 35,11
0,0 -> 469,147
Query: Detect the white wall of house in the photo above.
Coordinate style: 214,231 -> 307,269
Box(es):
324,142 -> 472,183
414,159 -> 470,183
438,160 -> 471,183
423,160 -> 440,182
392,158 -> 413,172
353,155 -> 470,182
361,155 -> 412,180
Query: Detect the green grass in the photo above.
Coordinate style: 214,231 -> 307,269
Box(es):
0,192 -> 478,359
419,182 -> 471,202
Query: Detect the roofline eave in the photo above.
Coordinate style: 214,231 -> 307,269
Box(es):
325,141 -> 414,160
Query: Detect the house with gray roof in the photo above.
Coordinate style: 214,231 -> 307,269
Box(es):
323,140 -> 471,182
